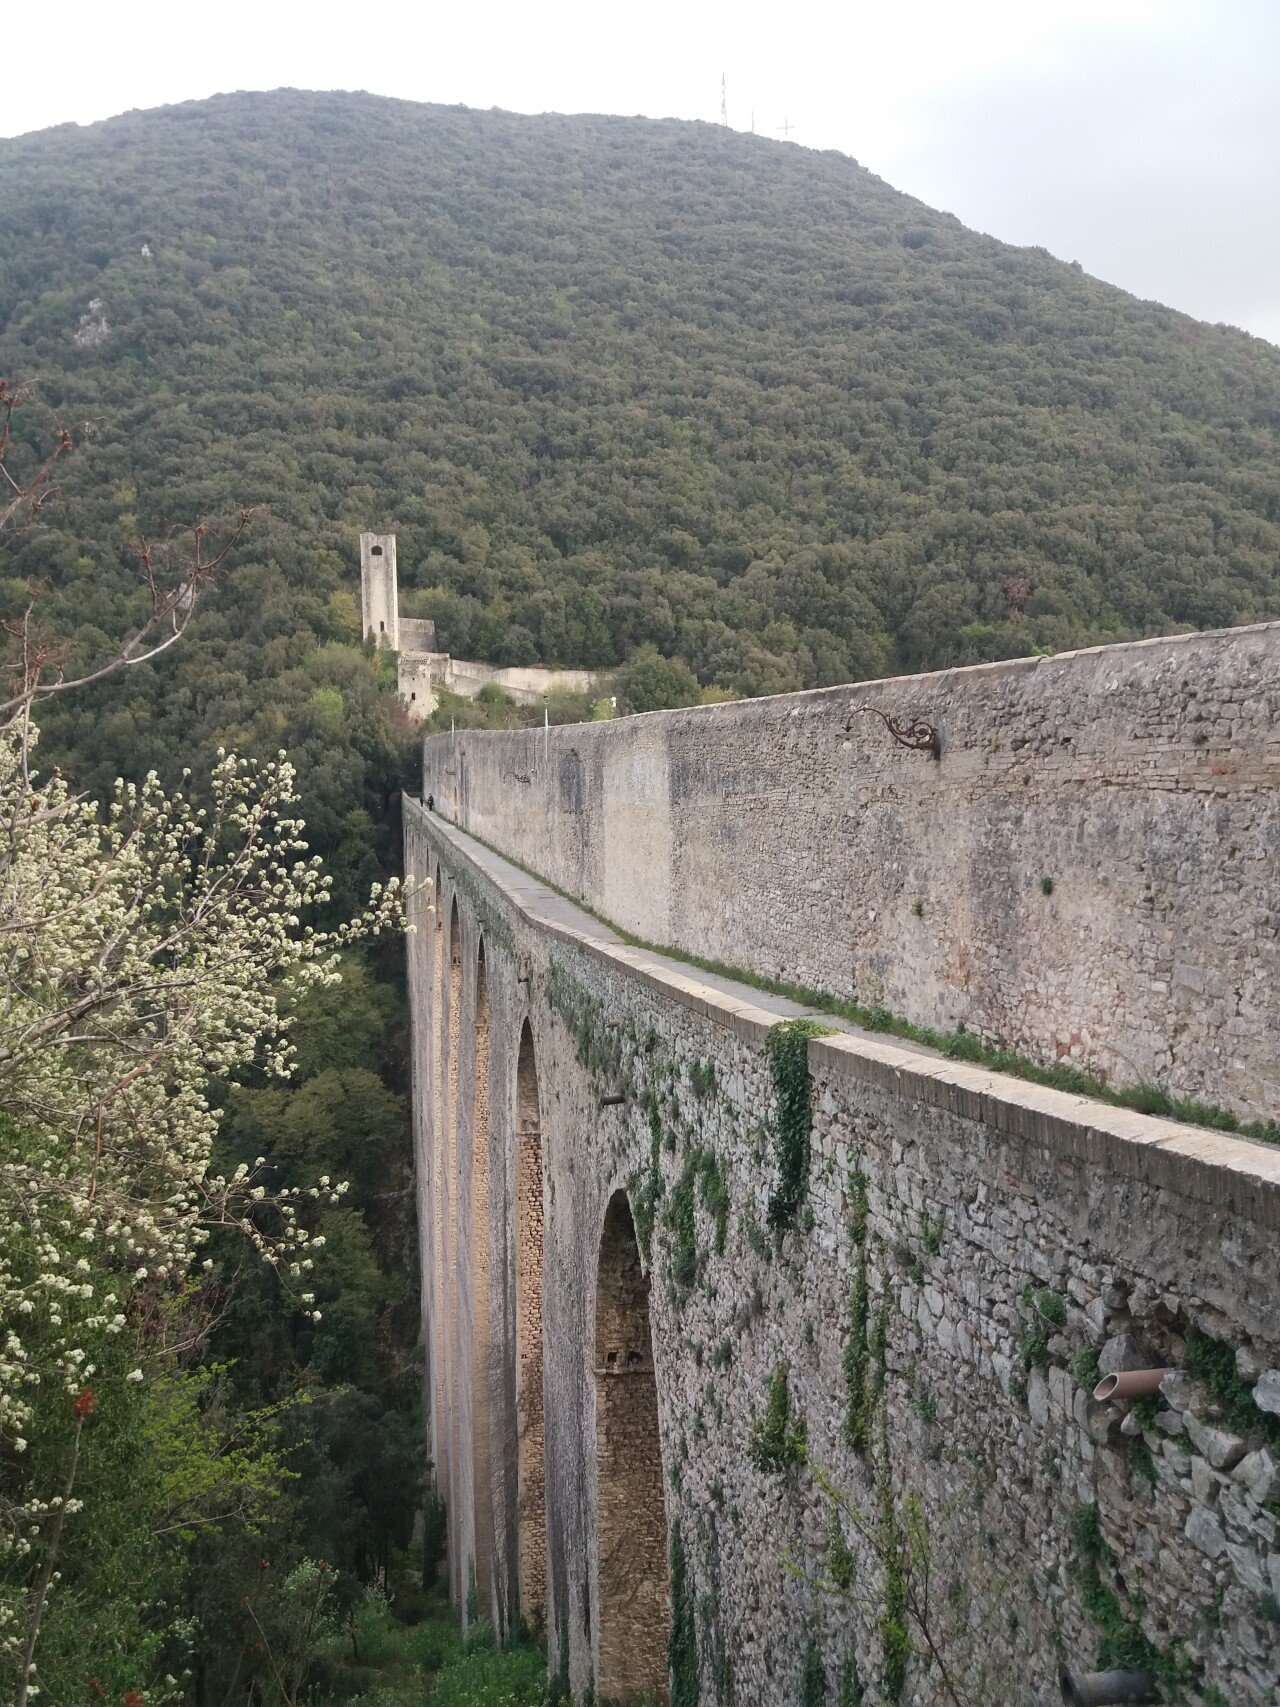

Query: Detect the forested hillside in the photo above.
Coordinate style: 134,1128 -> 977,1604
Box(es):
1,89 -> 1279,1704
2,87 -> 1279,737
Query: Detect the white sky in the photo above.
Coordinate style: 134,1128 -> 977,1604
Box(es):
6,0 -> 1279,343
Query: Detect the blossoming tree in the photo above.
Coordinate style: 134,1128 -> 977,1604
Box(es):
0,386 -> 405,1702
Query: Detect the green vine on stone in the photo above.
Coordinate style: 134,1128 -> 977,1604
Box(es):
801,1637 -> 826,1707
632,1112 -> 664,1264
848,1161 -> 869,1245
1019,1283 -> 1066,1372
1071,1343 -> 1100,1390
870,1297 -> 889,1409
669,1519 -> 700,1707
665,1147 -> 730,1293
844,1263 -> 871,1453
689,1059 -> 717,1100
1068,1503 -> 1203,1699
695,1149 -> 730,1257
828,1509 -> 855,1591
878,1470 -> 910,1702
1186,1328 -> 1280,1451
667,1162 -> 699,1290
839,1658 -> 865,1706
748,1365 -> 808,1474
765,1019 -> 834,1231
545,957 -> 627,1086
845,1170 -> 882,1453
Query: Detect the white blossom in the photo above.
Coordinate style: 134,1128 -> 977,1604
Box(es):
0,715 -> 407,1669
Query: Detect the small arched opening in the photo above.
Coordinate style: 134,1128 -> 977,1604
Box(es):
594,1191 -> 670,1704
370,543 -> 383,556
470,941 -> 496,1621
514,1020 -> 548,1633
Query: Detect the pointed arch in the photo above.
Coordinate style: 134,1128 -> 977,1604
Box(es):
470,939 -> 496,1621
514,1019 -> 548,1633
594,1191 -> 670,1704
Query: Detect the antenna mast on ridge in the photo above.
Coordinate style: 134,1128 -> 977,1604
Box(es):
720,73 -> 728,127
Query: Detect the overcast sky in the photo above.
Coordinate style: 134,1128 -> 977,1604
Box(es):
6,0 -> 1279,344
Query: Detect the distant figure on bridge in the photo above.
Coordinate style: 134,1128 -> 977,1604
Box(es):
426,793 -> 434,812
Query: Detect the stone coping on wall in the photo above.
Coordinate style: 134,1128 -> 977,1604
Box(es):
406,798 -> 1280,1232
425,615 -> 1280,742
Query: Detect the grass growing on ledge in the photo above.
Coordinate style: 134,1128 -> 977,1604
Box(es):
430,815 -> 1280,1147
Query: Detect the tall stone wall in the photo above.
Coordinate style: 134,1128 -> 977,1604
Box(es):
423,623 -> 1280,1124
404,798 -> 1280,1707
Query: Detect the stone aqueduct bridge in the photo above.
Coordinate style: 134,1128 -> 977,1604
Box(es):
404,625 -> 1280,1706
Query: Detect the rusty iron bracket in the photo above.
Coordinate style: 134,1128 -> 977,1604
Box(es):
845,703 -> 942,760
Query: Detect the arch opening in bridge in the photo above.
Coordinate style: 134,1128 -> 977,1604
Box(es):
594,1190 -> 670,1705
444,896 -> 463,1599
514,1020 -> 548,1634
470,941 -> 495,1622
428,868 -> 447,1516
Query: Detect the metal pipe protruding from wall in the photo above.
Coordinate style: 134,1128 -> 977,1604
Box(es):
1093,1368 -> 1172,1403
1059,1666 -> 1158,1705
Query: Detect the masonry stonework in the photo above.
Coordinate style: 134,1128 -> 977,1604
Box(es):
359,531 -> 399,651
515,1024 -> 549,1633
424,624 -> 1280,1124
406,630 -> 1280,1707
594,1192 -> 671,1702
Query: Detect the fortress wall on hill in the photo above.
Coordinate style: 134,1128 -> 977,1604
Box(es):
404,798 -> 1280,1706
423,623 -> 1280,1124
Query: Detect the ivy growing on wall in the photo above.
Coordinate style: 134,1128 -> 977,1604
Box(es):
844,1164 -> 872,1453
666,1147 -> 730,1293
800,1637 -> 826,1707
878,1471 -> 910,1702
669,1520 -> 700,1707
1068,1504 -> 1204,1700
747,1365 -> 808,1473
870,1298 -> 889,1412
695,1149 -> 730,1256
544,956 -> 626,1085
689,1059 -> 717,1100
632,1095 -> 666,1263
1019,1284 -> 1067,1372
668,1163 -> 700,1290
839,1658 -> 865,1706
1186,1329 -> 1280,1451
765,1019 -> 834,1230
697,1530 -> 734,1705
828,1510 -> 855,1591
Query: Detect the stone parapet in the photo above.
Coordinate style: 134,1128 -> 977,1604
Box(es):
424,623 -> 1280,1122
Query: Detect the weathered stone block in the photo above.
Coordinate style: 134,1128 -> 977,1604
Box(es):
1233,1448 -> 1280,1506
1186,1506 -> 1228,1558
1186,1414 -> 1248,1471
1099,1333 -> 1147,1374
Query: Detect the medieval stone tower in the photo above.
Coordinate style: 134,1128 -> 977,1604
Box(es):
356,526 -> 596,720
360,531 -> 399,650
